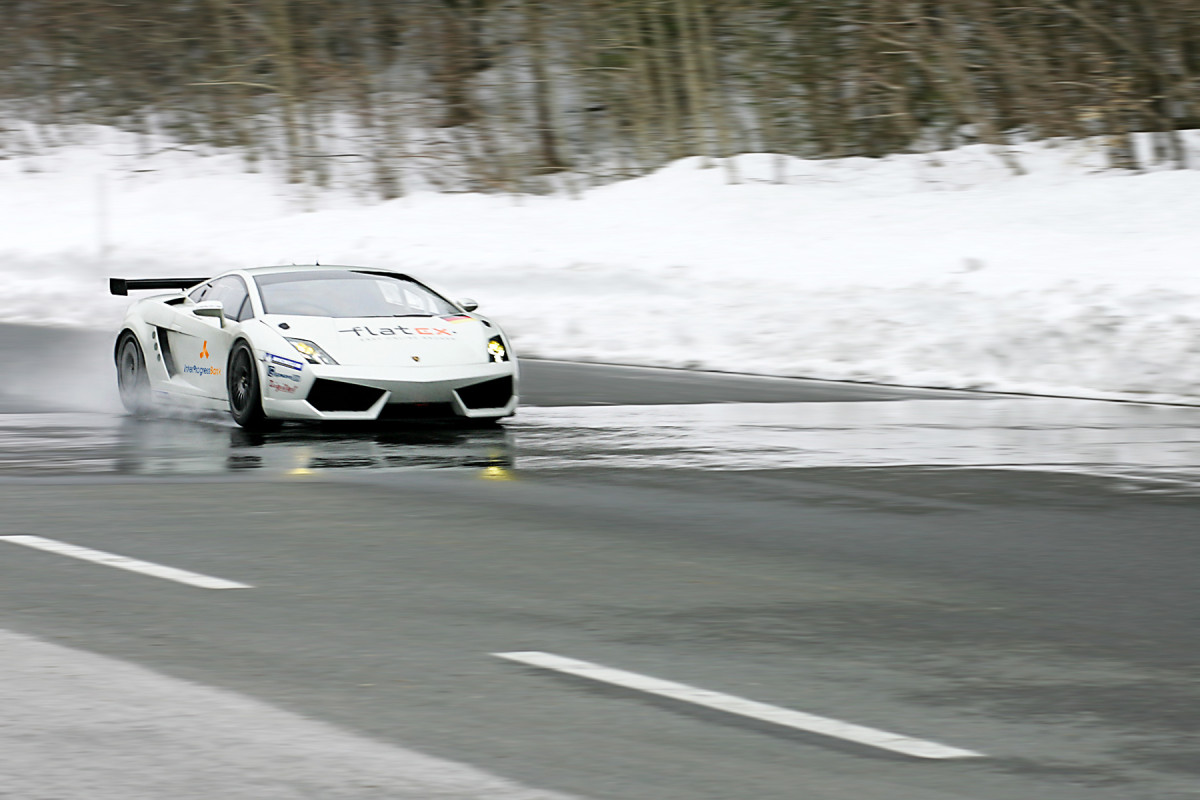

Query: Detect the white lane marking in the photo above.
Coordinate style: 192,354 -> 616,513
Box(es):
494,651 -> 984,760
995,465 -> 1200,489
0,535 -> 251,590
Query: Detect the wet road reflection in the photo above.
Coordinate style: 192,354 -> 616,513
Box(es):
2,397 -> 1198,490
0,414 -> 513,476
511,399 -> 1200,485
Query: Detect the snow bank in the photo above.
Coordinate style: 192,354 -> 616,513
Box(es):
2,125 -> 1199,402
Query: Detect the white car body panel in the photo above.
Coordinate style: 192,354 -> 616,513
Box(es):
113,266 -> 518,424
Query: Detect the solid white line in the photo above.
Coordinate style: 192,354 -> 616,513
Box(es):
0,535 -> 252,590
996,465 -> 1200,488
494,651 -> 984,760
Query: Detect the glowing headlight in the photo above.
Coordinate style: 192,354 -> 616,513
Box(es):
487,336 -> 509,363
285,338 -> 338,365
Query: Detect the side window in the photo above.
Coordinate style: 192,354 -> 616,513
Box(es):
207,277 -> 251,322
188,284 -> 209,302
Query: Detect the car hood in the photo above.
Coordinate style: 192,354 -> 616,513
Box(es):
262,315 -> 490,367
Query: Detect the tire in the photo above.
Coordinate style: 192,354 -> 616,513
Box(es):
115,332 -> 152,415
227,342 -> 268,429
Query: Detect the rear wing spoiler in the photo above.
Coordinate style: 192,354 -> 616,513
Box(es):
109,277 -> 209,296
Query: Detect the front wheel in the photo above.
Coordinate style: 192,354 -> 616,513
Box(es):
227,342 -> 268,429
116,332 -> 151,415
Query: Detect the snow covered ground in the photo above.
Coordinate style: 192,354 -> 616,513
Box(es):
3,124 -> 1199,402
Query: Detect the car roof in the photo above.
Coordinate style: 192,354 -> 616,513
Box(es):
226,265 -> 403,278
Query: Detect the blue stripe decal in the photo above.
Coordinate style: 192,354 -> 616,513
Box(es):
266,352 -> 304,370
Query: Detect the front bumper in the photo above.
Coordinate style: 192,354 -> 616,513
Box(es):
259,359 -> 518,421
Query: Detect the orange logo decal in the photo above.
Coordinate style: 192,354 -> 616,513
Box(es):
199,341 -> 210,359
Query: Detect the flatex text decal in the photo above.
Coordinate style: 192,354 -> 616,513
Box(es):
339,325 -> 456,339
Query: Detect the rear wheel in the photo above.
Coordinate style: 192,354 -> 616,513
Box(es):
228,342 -> 268,429
115,332 -> 151,415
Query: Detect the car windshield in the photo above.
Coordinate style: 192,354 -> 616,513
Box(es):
255,270 -> 460,318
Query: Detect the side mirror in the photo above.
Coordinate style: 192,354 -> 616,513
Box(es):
192,300 -> 225,324
458,298 -> 479,312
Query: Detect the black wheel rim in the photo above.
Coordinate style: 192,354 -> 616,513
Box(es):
118,340 -> 140,399
230,350 -> 252,413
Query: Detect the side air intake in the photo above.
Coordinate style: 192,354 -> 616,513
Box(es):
305,379 -> 385,412
455,376 -> 514,410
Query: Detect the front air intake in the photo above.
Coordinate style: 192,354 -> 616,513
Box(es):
378,402 -> 455,420
305,379 -> 385,412
455,376 -> 514,410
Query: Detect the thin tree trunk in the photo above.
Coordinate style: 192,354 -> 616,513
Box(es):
525,0 -> 567,172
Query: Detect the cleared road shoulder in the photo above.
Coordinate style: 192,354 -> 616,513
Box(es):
0,627 -> 579,800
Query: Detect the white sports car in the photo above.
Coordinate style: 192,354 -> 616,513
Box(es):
111,265 -> 518,428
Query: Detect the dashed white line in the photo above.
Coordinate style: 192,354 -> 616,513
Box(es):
0,535 -> 252,590
494,651 -> 984,760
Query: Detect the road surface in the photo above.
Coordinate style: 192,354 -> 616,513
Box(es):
1,323 -> 1198,799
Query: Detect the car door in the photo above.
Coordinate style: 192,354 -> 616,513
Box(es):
167,276 -> 250,399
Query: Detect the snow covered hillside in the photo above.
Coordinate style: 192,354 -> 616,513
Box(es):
3,125 -> 1199,403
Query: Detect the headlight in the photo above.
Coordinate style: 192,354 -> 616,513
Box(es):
286,338 -> 338,365
487,336 -> 510,363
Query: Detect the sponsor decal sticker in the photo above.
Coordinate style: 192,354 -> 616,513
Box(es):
441,315 -> 473,323
267,365 -> 301,382
185,341 -> 221,374
268,380 -> 297,395
266,352 -> 304,371
338,325 -> 455,339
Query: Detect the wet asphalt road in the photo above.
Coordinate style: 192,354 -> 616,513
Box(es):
1,323 -> 1199,800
